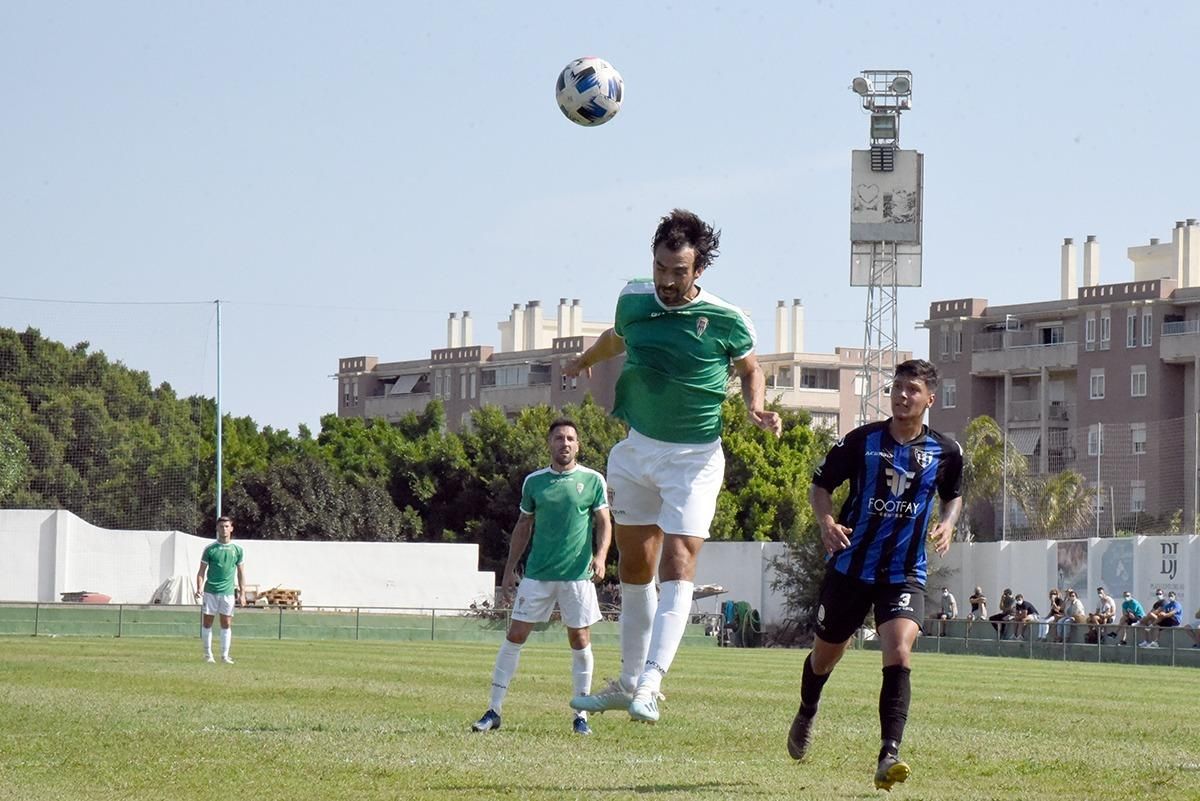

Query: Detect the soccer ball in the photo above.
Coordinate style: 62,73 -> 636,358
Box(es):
555,57 -> 623,127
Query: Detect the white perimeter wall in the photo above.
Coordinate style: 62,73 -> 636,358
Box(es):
0,510 -> 495,609
1,509 -> 1195,623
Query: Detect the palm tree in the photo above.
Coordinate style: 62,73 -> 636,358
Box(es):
1014,469 -> 1095,539
960,415 -> 1028,540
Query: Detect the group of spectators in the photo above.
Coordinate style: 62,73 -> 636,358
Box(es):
928,585 -> 1200,648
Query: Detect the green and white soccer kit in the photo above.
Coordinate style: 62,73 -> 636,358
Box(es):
607,280 -> 756,537
201,540 -> 243,616
513,465 -> 608,628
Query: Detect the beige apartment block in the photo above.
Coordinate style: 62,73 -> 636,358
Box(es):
924,220 -> 1200,538
338,298 -> 906,437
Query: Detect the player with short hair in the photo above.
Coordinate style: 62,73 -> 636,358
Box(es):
472,418 -> 611,735
195,516 -> 246,664
567,209 -> 782,724
788,359 -> 963,791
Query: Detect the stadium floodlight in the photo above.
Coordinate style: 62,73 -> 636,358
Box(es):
851,76 -> 871,96
889,75 -> 911,94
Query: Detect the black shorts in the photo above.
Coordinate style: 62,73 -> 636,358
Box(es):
813,567 -> 925,644
1157,618 -> 1180,628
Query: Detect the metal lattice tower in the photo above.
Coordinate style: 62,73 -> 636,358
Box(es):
859,242 -> 899,422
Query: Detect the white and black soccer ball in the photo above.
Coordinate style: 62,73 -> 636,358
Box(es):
555,57 -> 623,127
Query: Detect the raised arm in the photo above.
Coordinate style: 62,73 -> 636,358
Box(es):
563,328 -> 625,378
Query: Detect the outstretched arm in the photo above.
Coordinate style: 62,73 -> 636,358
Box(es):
564,328 -> 625,378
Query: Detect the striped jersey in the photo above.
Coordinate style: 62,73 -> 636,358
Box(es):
519,464 -> 608,581
612,280 -> 756,444
812,420 -> 963,585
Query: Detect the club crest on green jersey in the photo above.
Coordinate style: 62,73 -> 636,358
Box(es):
695,316 -> 709,337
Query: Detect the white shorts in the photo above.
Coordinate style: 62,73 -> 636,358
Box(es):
605,428 -> 725,538
202,593 -> 236,617
512,578 -> 601,628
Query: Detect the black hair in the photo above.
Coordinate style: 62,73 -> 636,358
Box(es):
894,358 -> 939,392
548,418 -> 578,438
651,209 -> 721,272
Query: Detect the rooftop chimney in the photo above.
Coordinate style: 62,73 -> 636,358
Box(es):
461,311 -> 473,347
1083,235 -> 1100,286
1060,238 -> 1077,300
1186,219 -> 1200,288
570,299 -> 582,336
525,300 -> 543,350
556,298 -> 569,338
447,312 -> 461,348
774,301 -> 787,353
510,303 -> 525,351
791,299 -> 805,352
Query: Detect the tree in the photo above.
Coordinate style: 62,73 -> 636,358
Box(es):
1014,469 -> 1094,539
960,415 -> 1028,541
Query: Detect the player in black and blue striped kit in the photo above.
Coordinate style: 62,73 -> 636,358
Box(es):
787,359 -> 963,792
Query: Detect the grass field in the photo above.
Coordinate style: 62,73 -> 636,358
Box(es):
1,637 -> 1197,800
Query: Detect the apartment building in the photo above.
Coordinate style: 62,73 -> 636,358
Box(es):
924,219 -> 1200,535
337,298 -> 908,437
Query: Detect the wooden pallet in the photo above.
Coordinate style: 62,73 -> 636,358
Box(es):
259,588 -> 302,608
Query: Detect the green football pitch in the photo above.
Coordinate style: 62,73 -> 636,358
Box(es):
1,637 -> 1196,800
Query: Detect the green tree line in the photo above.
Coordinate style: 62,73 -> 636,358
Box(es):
0,327 -> 833,572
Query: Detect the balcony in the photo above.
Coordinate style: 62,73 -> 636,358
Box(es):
1006,400 -> 1073,425
1160,320 -> 1200,364
971,330 -> 1078,376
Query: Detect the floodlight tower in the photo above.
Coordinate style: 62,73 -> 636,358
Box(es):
848,70 -> 923,423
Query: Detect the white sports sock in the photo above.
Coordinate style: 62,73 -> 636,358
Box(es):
219,627 -> 232,657
201,626 -> 213,655
571,644 -> 593,719
619,582 -> 656,690
638,579 -> 694,694
488,639 -> 523,713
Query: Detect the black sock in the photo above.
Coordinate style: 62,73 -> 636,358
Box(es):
878,665 -> 911,759
799,653 -> 831,716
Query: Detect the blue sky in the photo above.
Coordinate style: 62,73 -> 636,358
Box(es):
3,3 -> 1198,431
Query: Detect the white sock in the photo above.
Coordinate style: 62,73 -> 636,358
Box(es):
488,639 -> 523,713
638,580 -> 694,695
201,626 -> 212,655
220,627 -> 231,657
619,582 -> 656,690
571,644 -> 593,718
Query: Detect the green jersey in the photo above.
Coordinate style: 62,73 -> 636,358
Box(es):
613,280 -> 756,443
201,541 -> 244,595
519,464 -> 608,581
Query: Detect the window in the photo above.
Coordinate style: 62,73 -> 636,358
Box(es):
939,328 -> 949,359
434,372 -> 443,397
1099,312 -> 1111,350
1131,423 -> 1147,455
470,371 -> 477,399
854,374 -> 867,396
1142,311 -> 1153,346
810,412 -> 838,431
1089,368 -> 1105,400
1040,326 -> 1064,345
1127,311 -> 1137,348
800,368 -> 838,389
1087,424 -> 1104,456
460,371 -> 467,399
351,380 -> 359,406
1130,480 -> 1146,513
953,329 -> 963,356
1085,314 -> 1096,351
342,382 -> 350,407
1130,366 -> 1147,397
942,379 -> 957,409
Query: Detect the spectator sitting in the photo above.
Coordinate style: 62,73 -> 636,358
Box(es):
1189,606 -> 1200,648
967,586 -> 988,622
1054,589 -> 1087,642
1086,586 -> 1117,642
1139,590 -> 1183,648
1037,588 -> 1064,641
1010,594 -> 1039,641
989,588 -> 1015,638
1116,590 -> 1145,646
931,587 -> 957,635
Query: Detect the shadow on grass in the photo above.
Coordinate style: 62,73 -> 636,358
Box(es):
448,780 -> 774,795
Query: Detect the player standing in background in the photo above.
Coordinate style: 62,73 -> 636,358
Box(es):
567,209 -> 782,724
195,516 -> 246,664
788,359 -> 963,791
471,418 -> 611,735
